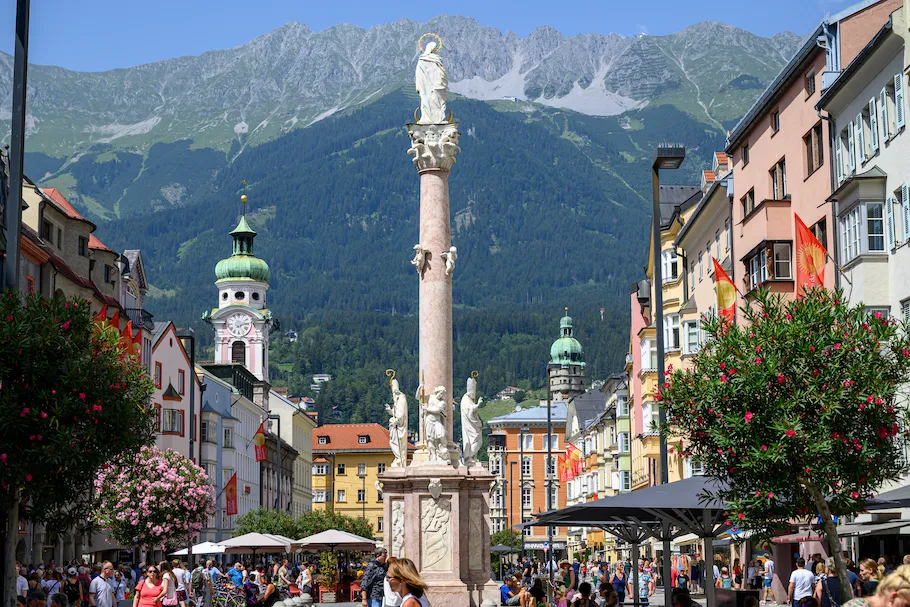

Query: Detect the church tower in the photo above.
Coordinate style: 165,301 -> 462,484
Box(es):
547,308 -> 585,401
206,195 -> 273,381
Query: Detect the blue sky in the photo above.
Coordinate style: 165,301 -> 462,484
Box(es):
1,0 -> 850,72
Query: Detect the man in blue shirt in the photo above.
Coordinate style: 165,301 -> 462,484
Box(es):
228,563 -> 244,588
500,577 -> 523,606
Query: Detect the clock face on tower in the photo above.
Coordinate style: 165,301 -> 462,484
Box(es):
227,313 -> 252,337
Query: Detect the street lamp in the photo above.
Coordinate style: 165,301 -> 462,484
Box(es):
651,143 -> 686,486
546,370 -> 554,595
267,414 -> 282,511
653,144 -> 685,607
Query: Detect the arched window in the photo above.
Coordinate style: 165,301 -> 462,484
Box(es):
232,341 -> 246,365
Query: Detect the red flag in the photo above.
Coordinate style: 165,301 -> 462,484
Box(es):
94,304 -> 108,323
712,258 -> 736,324
225,472 -> 238,516
571,445 -> 583,476
558,454 -> 568,482
109,310 -> 121,334
795,214 -> 826,296
132,327 -> 144,359
254,422 -> 267,462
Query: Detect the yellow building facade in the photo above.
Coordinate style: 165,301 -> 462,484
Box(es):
312,423 -> 408,543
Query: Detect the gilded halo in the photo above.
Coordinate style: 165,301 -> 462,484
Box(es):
417,32 -> 443,53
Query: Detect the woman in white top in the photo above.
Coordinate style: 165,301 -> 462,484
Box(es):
383,557 -> 402,607
386,559 -> 429,607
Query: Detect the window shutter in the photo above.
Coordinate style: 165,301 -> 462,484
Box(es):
881,87 -> 890,139
856,113 -> 865,161
847,123 -> 856,173
886,197 -> 896,250
895,74 -> 905,129
869,98 -> 879,152
835,134 -> 844,183
180,410 -> 186,437
903,183 -> 910,241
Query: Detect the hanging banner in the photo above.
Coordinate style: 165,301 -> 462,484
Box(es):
254,422 -> 267,462
225,472 -> 238,516
795,213 -> 826,296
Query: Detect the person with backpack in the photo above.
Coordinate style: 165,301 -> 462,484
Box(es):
190,563 -> 207,606
814,558 -> 841,607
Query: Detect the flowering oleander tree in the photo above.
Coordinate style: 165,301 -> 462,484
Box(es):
659,288 -> 910,599
0,292 -> 156,607
93,446 -> 214,551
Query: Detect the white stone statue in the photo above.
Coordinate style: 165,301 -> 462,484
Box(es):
424,385 -> 449,461
411,243 -> 428,274
460,376 -> 482,465
440,246 -> 457,276
415,34 -> 449,124
385,378 -> 409,467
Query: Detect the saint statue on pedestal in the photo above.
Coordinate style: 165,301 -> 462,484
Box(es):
385,377 -> 409,467
460,376 -> 482,466
424,386 -> 449,461
415,34 -> 449,124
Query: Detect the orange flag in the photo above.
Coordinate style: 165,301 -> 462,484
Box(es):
558,454 -> 568,483
94,304 -> 108,323
109,310 -> 121,334
254,422 -> 267,462
712,258 -> 736,323
225,472 -> 238,516
119,320 -> 134,354
795,214 -> 826,296
131,327 -> 144,358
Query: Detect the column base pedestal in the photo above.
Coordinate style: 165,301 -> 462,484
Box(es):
380,463 -> 499,607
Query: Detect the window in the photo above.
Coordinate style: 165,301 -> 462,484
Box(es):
567,483 -> 574,500
617,397 -> 629,417
772,243 -> 792,279
78,237 -> 88,257
547,456 -> 556,476
313,490 -> 327,503
317,436 -> 328,445
868,203 -> 885,251
521,456 -> 532,476
162,409 -> 182,434
25,275 -> 36,295
869,97 -> 880,155
337,463 -> 346,475
856,111 -> 868,163
521,434 -> 534,450
542,434 -> 559,451
523,517 -> 533,537
663,314 -> 680,350
867,307 -> 890,320
661,250 -> 679,282
715,231 -> 721,260
742,188 -> 755,216
357,489 -> 366,503
358,435 -> 368,444
620,471 -> 632,492
902,299 -> 910,323
747,249 -> 768,291
377,463 -> 386,474
841,204 -> 862,263
377,516 -> 384,532
336,490 -> 346,502
640,338 -> 657,370
895,73 -> 906,130
41,220 -> 53,242
357,463 -> 366,475
698,252 -> 704,281
683,320 -> 701,355
201,421 -> 214,443
490,458 -> 501,475
231,341 -> 245,365
770,109 -> 780,133
57,228 -> 62,248
377,490 -> 383,502
881,85 -> 893,141
804,123 -> 823,175
618,432 -> 630,453
685,458 -> 705,478
154,362 -> 162,389
313,464 -> 328,475
770,159 -> 787,199
521,487 -> 532,507
725,218 -> 732,251
549,486 -> 559,509
805,69 -> 816,97
223,427 -> 234,449
103,265 -> 112,284
742,142 -> 750,166
178,369 -> 186,395
813,218 -> 828,252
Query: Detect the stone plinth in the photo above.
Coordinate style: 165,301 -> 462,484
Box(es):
407,122 -> 461,465
380,463 -> 499,607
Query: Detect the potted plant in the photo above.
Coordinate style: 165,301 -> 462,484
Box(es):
319,552 -> 340,603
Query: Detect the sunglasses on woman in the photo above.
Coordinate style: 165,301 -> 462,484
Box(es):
147,570 -> 157,575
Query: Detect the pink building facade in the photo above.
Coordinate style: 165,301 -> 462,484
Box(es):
726,0 -> 901,308
150,321 -> 203,459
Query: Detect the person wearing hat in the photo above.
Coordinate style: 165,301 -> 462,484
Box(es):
63,569 -> 83,607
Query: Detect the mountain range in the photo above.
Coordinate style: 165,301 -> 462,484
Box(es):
0,15 -> 806,413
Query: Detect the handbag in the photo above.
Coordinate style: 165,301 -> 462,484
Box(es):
162,597 -> 178,606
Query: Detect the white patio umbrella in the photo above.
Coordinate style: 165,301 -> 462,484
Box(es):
218,532 -> 292,556
294,529 -> 376,553
169,541 -> 226,556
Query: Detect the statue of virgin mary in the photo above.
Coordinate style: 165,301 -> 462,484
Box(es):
415,36 -> 448,124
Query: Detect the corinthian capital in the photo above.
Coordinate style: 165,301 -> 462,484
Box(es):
407,122 -> 461,173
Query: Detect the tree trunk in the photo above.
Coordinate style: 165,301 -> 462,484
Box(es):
5,490 -> 20,607
807,482 -> 854,600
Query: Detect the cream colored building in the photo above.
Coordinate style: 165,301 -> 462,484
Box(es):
269,388 -> 318,516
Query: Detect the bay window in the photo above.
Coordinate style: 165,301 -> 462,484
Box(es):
748,250 -> 768,290
683,320 -> 700,354
663,314 -> 680,350
661,250 -> 679,282
772,243 -> 792,279
868,203 -> 885,251
840,202 -> 887,263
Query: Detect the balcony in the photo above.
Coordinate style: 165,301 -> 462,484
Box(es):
126,307 -> 155,331
740,198 -> 792,260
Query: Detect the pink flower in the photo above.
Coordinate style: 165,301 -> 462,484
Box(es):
834,343 -> 841,350
20,407 -> 28,417
755,346 -> 762,353
761,445 -> 768,451
737,513 -> 745,520
6,315 -> 12,322
79,393 -> 86,400
754,358 -> 762,364
851,491 -> 860,499
40,411 -> 47,419
25,474 -> 32,481
61,320 -> 71,330
768,492 -> 774,498
785,429 -> 796,438
777,374 -> 786,384
720,375 -> 728,383
744,412 -> 753,423
875,311 -> 883,319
